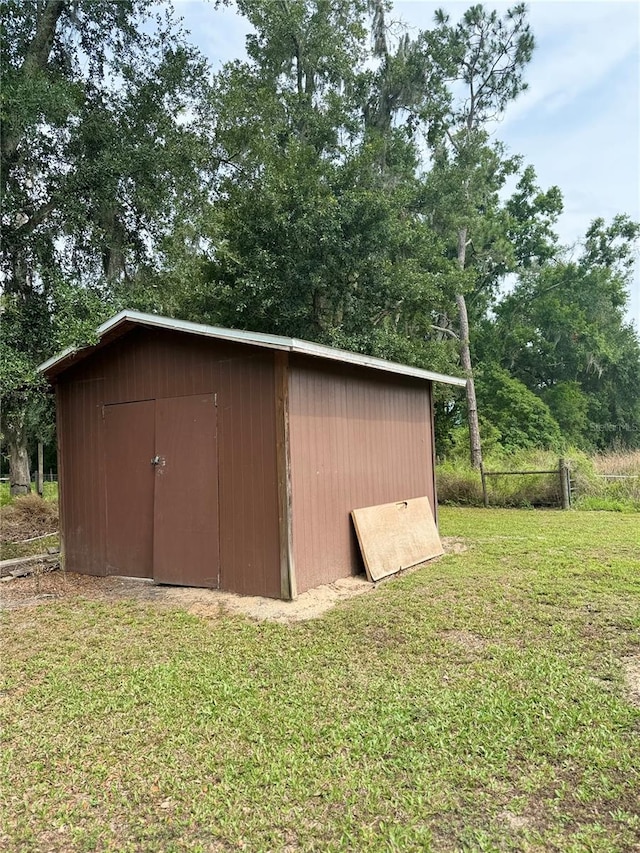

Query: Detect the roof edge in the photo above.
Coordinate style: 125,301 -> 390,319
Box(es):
38,310 -> 467,388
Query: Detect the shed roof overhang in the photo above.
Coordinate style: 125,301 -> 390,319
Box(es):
38,310 -> 467,388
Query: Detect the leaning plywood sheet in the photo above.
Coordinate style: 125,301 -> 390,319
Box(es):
351,496 -> 443,583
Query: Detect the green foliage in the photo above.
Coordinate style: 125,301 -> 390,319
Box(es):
435,461 -> 484,505
1,0 -> 638,475
187,148 -> 456,362
502,164 -> 564,269
575,495 -> 640,513
0,0 -> 213,483
0,481 -> 58,508
541,380 -> 589,447
476,365 -> 562,452
489,222 -> 640,451
437,451 -> 565,508
437,447 -> 640,510
171,0 -> 462,370
431,4 -> 535,128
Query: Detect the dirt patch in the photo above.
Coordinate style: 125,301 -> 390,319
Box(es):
497,810 -> 532,831
0,495 -> 58,544
622,655 -> 640,707
441,536 -> 469,555
441,629 -> 488,652
0,536 -> 467,622
0,569 -> 375,623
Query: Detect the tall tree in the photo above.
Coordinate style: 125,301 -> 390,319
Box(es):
424,3 -> 535,467
0,0 -> 212,493
177,0 -> 459,372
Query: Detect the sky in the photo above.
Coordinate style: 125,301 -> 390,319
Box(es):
173,0 -> 640,327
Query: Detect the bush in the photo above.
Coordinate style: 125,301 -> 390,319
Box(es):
475,367 -> 562,452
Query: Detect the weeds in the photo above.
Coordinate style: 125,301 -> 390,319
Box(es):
592,450 -> 640,476
437,449 -> 640,510
0,495 -> 60,561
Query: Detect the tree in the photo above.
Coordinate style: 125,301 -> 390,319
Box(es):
492,216 -> 640,450
423,3 -> 535,467
475,365 -> 562,452
0,0 -> 212,493
174,0 -> 460,373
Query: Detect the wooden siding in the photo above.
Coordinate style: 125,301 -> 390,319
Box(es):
56,327 -> 280,597
289,357 -> 435,594
57,378 -> 107,576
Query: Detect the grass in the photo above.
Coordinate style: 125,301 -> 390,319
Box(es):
437,449 -> 640,511
592,450 -> 640,477
0,482 -> 58,507
1,508 -> 639,852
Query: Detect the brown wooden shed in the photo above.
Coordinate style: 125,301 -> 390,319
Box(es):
39,311 -> 465,599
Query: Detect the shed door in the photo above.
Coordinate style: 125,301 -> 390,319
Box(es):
153,394 -> 219,587
104,400 -> 155,577
103,394 -> 218,586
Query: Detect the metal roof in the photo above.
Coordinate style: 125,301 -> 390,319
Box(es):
38,309 -> 467,387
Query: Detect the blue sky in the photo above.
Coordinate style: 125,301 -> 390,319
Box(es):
173,0 -> 640,327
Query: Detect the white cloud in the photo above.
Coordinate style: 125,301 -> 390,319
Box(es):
172,0 -> 250,69
501,4 -> 638,128
397,1 -> 640,325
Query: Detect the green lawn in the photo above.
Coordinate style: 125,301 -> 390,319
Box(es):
1,508 -> 639,852
0,482 -> 59,507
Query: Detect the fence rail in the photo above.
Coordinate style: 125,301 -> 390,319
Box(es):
480,458 -> 571,510
596,474 -> 640,480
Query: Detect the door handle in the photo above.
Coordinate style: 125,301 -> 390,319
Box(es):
151,456 -> 160,466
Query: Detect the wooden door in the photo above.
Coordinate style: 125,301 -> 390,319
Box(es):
153,394 -> 219,587
104,400 -> 155,577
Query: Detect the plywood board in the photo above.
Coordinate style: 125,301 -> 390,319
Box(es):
351,496 -> 443,583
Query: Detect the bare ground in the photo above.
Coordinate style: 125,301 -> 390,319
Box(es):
622,655 -> 640,707
0,537 -> 468,623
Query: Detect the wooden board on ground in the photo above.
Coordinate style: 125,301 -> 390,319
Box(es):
351,496 -> 443,583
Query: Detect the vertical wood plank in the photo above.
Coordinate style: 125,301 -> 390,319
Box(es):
37,441 -> 44,496
55,387 -> 66,570
480,461 -> 488,508
428,383 -> 439,525
559,457 -> 571,510
275,351 -> 296,600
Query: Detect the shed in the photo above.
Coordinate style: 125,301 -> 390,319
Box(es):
39,310 -> 466,599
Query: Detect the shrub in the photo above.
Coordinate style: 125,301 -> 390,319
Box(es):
475,367 -> 562,452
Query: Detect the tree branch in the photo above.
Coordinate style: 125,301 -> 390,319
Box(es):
16,199 -> 57,236
1,0 -> 67,165
430,324 -> 459,339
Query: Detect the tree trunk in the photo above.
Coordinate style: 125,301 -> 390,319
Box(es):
6,413 -> 31,496
456,226 -> 483,469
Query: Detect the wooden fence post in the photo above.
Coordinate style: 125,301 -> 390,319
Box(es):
37,442 -> 44,497
559,458 -> 570,510
480,462 -> 488,508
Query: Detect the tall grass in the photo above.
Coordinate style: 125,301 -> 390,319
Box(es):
575,450 -> 640,511
592,449 -> 640,476
437,449 -> 640,511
